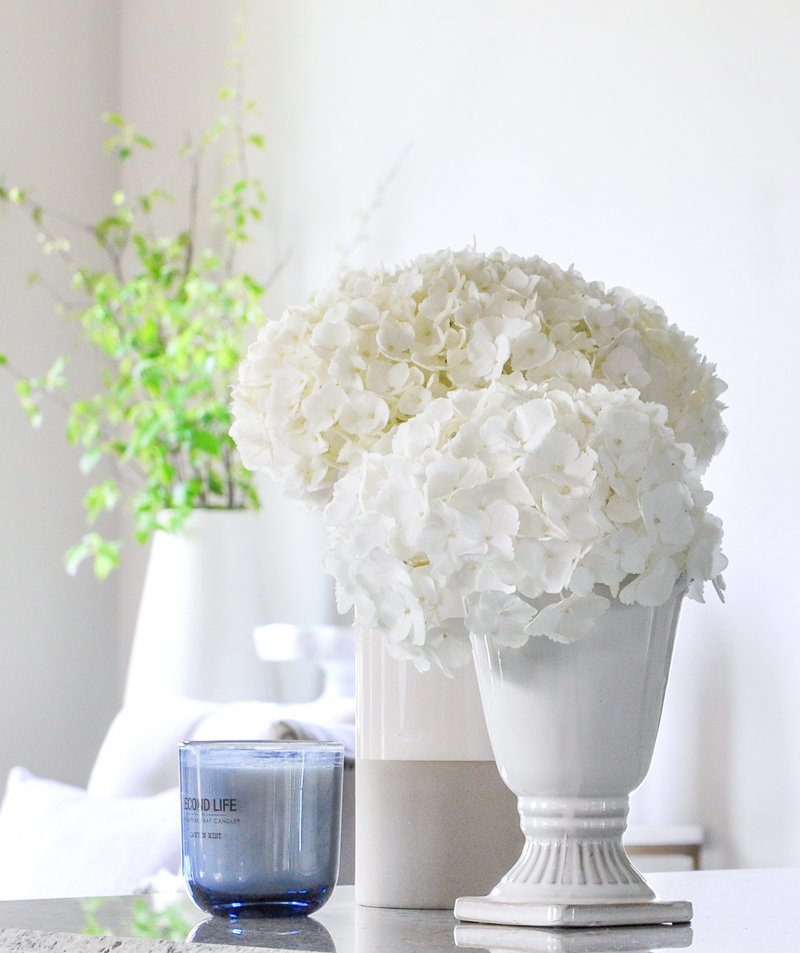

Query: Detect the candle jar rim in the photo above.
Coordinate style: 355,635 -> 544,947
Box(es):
179,740 -> 344,751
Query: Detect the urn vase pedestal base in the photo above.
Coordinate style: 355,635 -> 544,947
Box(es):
455,793 -> 692,926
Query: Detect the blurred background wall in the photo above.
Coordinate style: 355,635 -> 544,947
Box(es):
1,0 -> 799,870
0,0 -> 121,788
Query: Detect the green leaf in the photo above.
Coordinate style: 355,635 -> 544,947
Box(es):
93,540 -> 121,580
83,479 -> 120,524
208,470 -> 224,496
79,447 -> 103,475
129,897 -> 192,942
15,380 -> 42,427
65,533 -> 120,580
64,540 -> 90,576
43,356 -> 67,391
171,482 -> 190,508
81,899 -> 107,936
191,430 -> 221,456
0,352 -> 7,366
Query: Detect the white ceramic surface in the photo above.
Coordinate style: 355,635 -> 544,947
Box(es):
457,585 -> 686,920
355,625 -> 520,908
124,510 -> 278,704
356,625 -> 493,761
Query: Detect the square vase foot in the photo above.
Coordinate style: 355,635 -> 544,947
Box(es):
454,921 -> 694,952
454,895 -> 693,928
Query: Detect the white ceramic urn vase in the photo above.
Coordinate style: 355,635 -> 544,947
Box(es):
454,584 -> 693,928
124,509 -> 279,704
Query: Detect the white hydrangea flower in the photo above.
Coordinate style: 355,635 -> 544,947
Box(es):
231,248 -> 727,671
526,594 -> 612,644
465,591 -> 537,648
318,379 -> 725,671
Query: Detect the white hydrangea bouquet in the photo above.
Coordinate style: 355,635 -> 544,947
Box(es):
232,248 -> 726,674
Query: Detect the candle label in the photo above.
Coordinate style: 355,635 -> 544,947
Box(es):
182,794 -> 244,837
183,797 -> 238,813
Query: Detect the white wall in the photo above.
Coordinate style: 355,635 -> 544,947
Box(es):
235,0 -> 800,868
0,1 -> 122,786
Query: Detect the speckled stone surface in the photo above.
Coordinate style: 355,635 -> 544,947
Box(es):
0,929 -> 277,953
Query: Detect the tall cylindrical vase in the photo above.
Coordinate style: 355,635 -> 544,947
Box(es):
454,584 -> 694,928
124,510 -> 279,704
355,626 -> 523,909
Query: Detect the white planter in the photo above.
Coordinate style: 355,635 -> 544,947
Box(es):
124,510 -> 279,704
455,585 -> 694,928
355,626 -> 523,909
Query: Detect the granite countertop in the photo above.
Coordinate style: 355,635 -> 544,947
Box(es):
0,869 -> 798,953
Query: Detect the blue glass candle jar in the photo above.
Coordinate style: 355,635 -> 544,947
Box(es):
179,741 -> 344,918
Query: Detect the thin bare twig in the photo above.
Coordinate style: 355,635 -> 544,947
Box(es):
329,140 -> 413,284
8,196 -> 84,274
21,201 -> 94,235
31,274 -> 82,312
234,53 -> 249,185
102,238 -> 127,284
0,354 -> 71,413
260,247 -> 292,296
224,40 -> 251,280
183,133 -> 204,277
224,441 -> 235,509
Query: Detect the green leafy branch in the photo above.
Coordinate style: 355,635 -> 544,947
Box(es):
0,43 -> 271,580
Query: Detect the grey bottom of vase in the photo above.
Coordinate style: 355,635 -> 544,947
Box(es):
454,895 -> 693,928
355,758 -> 523,909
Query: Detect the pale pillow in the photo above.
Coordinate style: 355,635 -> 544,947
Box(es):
190,698 -> 356,743
0,768 -> 181,900
88,696 -> 356,799
87,696 -> 219,798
